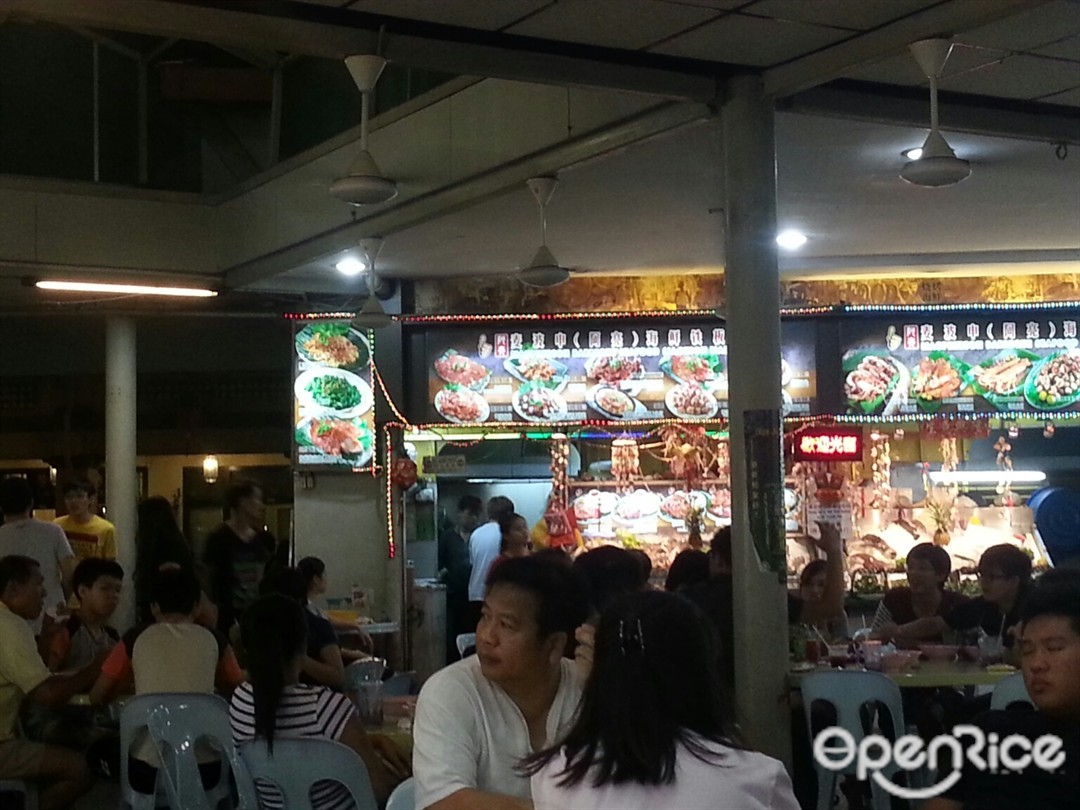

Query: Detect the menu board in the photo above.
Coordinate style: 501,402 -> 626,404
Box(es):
841,312 -> 1080,416
293,321 -> 376,469
422,320 -> 817,425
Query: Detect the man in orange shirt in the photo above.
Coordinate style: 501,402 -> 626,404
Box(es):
54,481 -> 116,562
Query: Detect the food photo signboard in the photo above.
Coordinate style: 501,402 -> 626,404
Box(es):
293,321 -> 376,469
840,311 -> 1080,416
421,319 -> 817,425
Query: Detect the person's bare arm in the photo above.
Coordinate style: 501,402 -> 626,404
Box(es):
60,555 -> 78,600
884,615 -> 949,643
28,651 -> 107,708
798,522 -> 846,624
426,790 -> 532,810
301,645 -> 345,689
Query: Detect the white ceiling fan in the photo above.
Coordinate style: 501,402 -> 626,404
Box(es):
900,38 -> 971,188
517,176 -> 572,288
351,237 -> 394,329
330,55 -> 400,205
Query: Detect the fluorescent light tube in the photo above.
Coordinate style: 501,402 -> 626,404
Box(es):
929,470 -> 1046,484
36,280 -> 217,297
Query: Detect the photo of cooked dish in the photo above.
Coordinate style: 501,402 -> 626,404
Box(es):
1027,350 -> 1080,408
295,324 -> 368,369
433,350 -> 491,390
910,356 -> 963,401
294,369 -> 372,417
614,489 -> 661,523
665,354 -> 721,385
504,355 -> 567,388
572,489 -> 619,521
295,416 -> 373,467
434,385 -> 490,424
975,355 -> 1033,395
513,384 -> 568,422
844,355 -> 899,403
707,487 -> 732,523
659,490 -> 709,523
585,356 -> 644,385
665,383 -> 718,419
586,385 -> 644,420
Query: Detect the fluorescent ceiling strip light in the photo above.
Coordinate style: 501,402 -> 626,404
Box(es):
36,280 -> 217,298
928,470 -> 1046,484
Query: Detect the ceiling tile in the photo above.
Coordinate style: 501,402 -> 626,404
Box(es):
940,53 -> 1080,100
1032,33 -> 1080,61
844,43 -> 1011,87
958,0 -> 1080,52
743,0 -> 937,31
506,0 -> 719,50
343,1 -> 552,31
1040,85 -> 1080,106
649,12 -> 851,65
652,0 -> 749,9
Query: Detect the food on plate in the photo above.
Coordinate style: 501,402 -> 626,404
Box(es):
976,355 -> 1032,394
593,387 -> 634,417
1031,351 -> 1080,405
660,492 -> 693,521
615,490 -> 658,522
514,357 -> 560,383
434,386 -> 487,423
708,488 -> 731,519
434,351 -> 490,389
305,375 -> 362,411
910,357 -> 961,400
844,355 -> 898,403
586,356 -> 644,384
668,383 -> 716,417
515,386 -> 566,421
306,418 -> 368,457
301,324 -> 361,368
573,490 -> 616,521
670,354 -> 718,384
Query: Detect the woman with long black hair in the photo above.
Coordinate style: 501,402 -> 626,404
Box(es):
229,595 -> 409,809
523,590 -> 798,810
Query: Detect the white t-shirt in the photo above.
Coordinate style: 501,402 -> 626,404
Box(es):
413,655 -> 582,810
531,738 -> 800,810
466,521 -> 502,602
0,517 -> 74,633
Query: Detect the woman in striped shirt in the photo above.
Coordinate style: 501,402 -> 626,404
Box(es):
229,595 -> 409,809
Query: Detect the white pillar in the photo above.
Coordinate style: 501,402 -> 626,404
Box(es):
722,75 -> 792,765
106,317 -> 138,632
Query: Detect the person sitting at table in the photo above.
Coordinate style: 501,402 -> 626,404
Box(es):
412,555 -> 590,810
230,594 -> 410,809
0,555 -> 104,810
297,556 -> 374,659
871,542 -> 969,646
261,566 -> 346,689
89,566 -> 244,796
926,568 -> 1080,810
797,559 -> 849,640
524,590 -> 799,810
44,558 -> 123,671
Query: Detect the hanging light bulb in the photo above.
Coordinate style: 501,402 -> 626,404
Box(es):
202,455 -> 219,484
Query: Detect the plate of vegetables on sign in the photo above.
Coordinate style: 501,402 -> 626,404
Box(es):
295,368 -> 372,418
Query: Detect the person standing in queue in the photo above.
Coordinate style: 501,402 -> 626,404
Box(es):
202,480 -> 282,635
53,480 -> 116,563
464,496 -> 515,632
439,495 -> 483,662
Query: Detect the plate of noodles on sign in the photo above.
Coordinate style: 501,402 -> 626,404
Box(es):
295,323 -> 370,371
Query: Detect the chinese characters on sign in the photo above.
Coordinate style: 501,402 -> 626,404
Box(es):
793,428 -> 864,462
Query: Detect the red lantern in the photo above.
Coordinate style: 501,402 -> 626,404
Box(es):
391,458 -> 418,489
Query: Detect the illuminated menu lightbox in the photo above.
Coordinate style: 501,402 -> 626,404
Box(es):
792,427 -> 864,462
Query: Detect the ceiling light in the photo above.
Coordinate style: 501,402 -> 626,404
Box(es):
36,280 -> 217,297
776,230 -> 808,250
902,147 -> 923,160
928,470 -> 1046,485
335,256 -> 366,276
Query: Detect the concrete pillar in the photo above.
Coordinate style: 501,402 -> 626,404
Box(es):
722,75 -> 791,765
106,318 -> 138,632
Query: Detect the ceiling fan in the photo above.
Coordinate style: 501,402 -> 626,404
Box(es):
330,55 -> 400,205
351,237 -> 394,329
517,176 -> 572,288
900,38 -> 971,188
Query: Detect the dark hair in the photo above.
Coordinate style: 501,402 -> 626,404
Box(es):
458,495 -> 483,515
0,476 -> 33,516
532,547 -> 574,568
522,590 -> 742,787
709,527 -> 732,569
135,497 -> 194,623
151,567 -> 200,615
296,557 -> 326,591
225,480 -> 261,513
665,549 -> 710,592
0,555 -> 40,592
73,558 -> 124,595
907,542 -> 952,586
485,555 -> 588,639
241,595 -> 309,755
260,566 -> 308,605
62,480 -> 96,498
498,512 -> 527,553
979,544 -> 1033,588
573,546 -> 643,614
799,559 -> 829,588
1021,568 -> 1080,636
628,549 -> 652,587
486,495 -> 515,522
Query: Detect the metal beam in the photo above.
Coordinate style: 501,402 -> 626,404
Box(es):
64,24 -> 142,59
223,101 -> 713,289
763,0 -> 1053,98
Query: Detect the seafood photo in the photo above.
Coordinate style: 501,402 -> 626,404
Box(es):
434,350 -> 490,389
975,355 -> 1032,395
910,356 -> 962,401
1027,350 -> 1080,408
586,356 -> 644,384
666,383 -> 718,418
845,355 -> 899,403
434,386 -> 489,423
514,385 -> 568,421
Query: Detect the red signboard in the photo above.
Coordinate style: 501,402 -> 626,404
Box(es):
793,427 -> 863,462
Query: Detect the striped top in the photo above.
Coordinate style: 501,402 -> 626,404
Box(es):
230,682 -> 357,810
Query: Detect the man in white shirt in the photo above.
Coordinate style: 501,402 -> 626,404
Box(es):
0,477 -> 75,634
465,496 -> 515,628
413,554 -> 589,810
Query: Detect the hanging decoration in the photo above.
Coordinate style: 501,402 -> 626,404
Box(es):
655,424 -> 717,488
611,436 -> 641,489
994,434 -> 1016,504
921,417 -> 990,440
384,430 -> 396,559
549,433 -> 570,506
869,431 -> 892,513
391,457 -> 418,489
939,437 -> 959,478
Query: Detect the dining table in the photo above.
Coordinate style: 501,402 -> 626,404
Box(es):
787,660 -> 1019,691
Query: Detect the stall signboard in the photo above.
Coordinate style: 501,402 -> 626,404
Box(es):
793,427 -> 864,462
841,312 -> 1080,416
292,321 -> 376,469
421,319 -> 817,425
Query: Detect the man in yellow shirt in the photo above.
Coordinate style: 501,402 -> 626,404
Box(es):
54,481 -> 116,562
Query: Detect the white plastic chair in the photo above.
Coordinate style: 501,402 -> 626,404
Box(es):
239,738 -> 378,810
386,776 -> 415,810
0,780 -> 38,810
990,672 -> 1034,711
455,633 -> 476,658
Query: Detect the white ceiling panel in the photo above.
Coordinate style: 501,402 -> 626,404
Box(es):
1032,34 -> 1080,61
844,43 -> 1011,87
959,0 -> 1080,52
649,13 -> 851,65
341,0 -> 553,31
506,0 -> 719,50
651,0 -> 749,10
1041,85 -> 1080,105
742,0 -> 937,32
941,54 -> 1080,100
